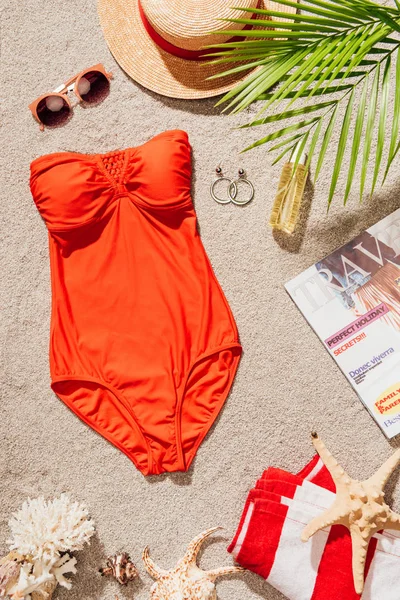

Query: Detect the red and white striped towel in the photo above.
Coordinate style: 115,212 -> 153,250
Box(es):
228,456 -> 400,600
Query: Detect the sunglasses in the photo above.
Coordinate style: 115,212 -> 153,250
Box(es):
29,64 -> 113,130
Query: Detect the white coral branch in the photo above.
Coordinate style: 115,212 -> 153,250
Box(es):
52,555 -> 77,589
8,562 -> 53,599
5,494 -> 94,600
8,494 -> 95,561
7,555 -> 78,600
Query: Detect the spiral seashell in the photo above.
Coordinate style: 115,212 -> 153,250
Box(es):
99,552 -> 139,585
143,527 -> 244,600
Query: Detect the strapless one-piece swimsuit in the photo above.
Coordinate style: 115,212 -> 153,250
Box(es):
30,130 -> 242,475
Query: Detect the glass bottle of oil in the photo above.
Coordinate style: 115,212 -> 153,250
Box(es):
269,145 -> 308,234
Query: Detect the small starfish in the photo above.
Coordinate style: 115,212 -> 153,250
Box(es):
143,527 -> 244,599
302,432 -> 400,594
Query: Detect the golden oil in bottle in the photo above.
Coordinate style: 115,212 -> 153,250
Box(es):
269,146 -> 308,234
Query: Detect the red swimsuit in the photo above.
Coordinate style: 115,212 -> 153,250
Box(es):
30,130 -> 241,475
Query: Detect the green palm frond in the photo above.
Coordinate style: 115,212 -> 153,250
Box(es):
207,0 -> 400,203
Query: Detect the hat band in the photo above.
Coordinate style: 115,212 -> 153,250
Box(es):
138,0 -> 258,62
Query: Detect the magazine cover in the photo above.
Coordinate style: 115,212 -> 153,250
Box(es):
285,208 -> 400,439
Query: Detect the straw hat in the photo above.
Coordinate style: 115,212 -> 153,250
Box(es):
97,0 -> 295,99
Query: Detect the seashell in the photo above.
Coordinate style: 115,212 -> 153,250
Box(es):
0,552 -> 25,566
99,552 -> 139,585
0,554 -> 22,597
143,527 -> 244,600
31,579 -> 57,600
302,433 -> 400,594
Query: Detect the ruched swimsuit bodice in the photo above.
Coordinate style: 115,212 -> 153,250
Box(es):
30,130 -> 241,476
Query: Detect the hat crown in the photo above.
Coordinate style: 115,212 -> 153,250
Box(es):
141,0 -> 259,50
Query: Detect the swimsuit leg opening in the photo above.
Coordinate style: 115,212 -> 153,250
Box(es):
176,342 -> 242,472
51,374 -> 153,476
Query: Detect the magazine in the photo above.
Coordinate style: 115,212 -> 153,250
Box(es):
285,208 -> 400,439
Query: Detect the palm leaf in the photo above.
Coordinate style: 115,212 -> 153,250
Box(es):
371,55 -> 391,195
215,63 -> 276,111
268,0 -> 367,22
291,131 -> 310,174
207,58 -> 271,77
360,64 -> 380,200
323,24 -> 380,91
221,18 -> 341,34
230,5 -> 357,27
305,118 -> 323,170
231,0 -> 363,22
257,83 -> 353,100
315,105 -> 338,181
271,142 -> 299,164
335,24 -> 376,84
384,49 -> 400,182
291,30 -> 361,103
364,8 -> 400,32
269,132 -> 307,152
260,36 -> 340,110
343,75 -> 368,204
242,117 -> 320,151
327,88 -> 355,204
220,62 -> 288,112
212,28 -> 326,39
209,0 -> 400,204
240,100 -> 337,127
224,48 -> 310,113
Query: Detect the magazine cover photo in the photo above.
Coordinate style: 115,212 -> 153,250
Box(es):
286,209 -> 400,439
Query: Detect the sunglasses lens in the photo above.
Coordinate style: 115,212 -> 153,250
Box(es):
36,95 -> 70,127
77,71 -> 109,104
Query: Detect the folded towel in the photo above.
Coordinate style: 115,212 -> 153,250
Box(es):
228,456 -> 400,600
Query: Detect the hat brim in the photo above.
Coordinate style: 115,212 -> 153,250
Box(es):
97,0 -> 295,100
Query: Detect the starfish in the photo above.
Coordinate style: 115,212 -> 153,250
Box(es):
302,432 -> 400,594
142,527 -> 244,599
